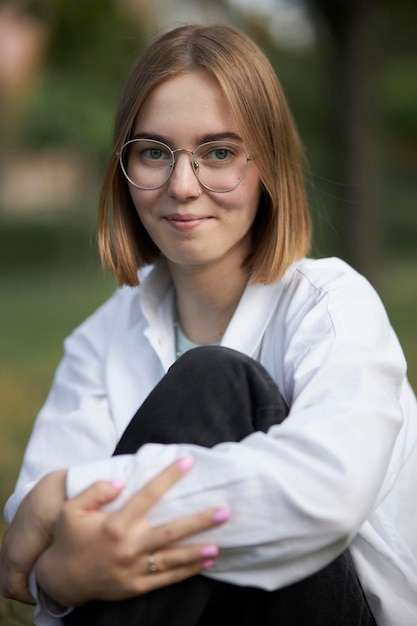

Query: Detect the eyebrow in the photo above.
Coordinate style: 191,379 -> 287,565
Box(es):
131,131 -> 244,145
198,132 -> 243,144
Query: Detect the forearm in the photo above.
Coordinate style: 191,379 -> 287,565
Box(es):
1,470 -> 67,603
66,443 -> 337,590
65,390 -> 399,592
32,461 -> 229,607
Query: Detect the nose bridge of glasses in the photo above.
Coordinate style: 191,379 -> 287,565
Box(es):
171,147 -> 195,161
171,147 -> 199,174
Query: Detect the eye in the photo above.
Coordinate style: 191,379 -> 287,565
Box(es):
140,147 -> 171,161
126,140 -> 172,166
212,148 -> 232,160
206,147 -> 234,161
148,148 -> 163,159
197,143 -> 238,166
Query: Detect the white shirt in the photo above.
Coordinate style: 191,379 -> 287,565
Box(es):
4,257 -> 417,626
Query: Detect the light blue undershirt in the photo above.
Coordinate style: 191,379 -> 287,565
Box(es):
175,323 -> 201,357
175,321 -> 220,358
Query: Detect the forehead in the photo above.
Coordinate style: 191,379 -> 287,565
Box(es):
132,71 -> 239,142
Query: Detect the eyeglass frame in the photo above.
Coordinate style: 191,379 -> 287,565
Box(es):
118,138 -> 252,193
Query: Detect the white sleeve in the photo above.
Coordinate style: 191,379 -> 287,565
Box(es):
3,291 -> 121,523
63,274 -> 406,591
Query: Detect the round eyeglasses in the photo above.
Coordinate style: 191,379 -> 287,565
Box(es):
119,138 -> 251,193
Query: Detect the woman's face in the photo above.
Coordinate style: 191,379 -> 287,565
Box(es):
129,71 -> 262,275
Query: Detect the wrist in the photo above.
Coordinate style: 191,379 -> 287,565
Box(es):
35,547 -> 86,608
38,586 -> 73,619
29,470 -> 68,540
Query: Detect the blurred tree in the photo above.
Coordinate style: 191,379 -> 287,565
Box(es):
377,0 -> 417,163
17,0 -> 148,164
303,0 -> 417,281
304,0 -> 381,282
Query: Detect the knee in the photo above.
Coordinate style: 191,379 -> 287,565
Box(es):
171,346 -> 279,398
173,345 -> 250,374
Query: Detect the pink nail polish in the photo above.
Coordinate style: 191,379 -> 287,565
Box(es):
202,559 -> 216,570
212,508 -> 230,523
111,480 -> 125,490
200,544 -> 219,558
177,456 -> 195,472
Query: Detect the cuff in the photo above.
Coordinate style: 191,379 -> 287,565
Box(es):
37,586 -> 73,618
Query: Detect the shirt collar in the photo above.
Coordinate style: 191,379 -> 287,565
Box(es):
134,259 -> 296,365
221,279 -> 286,358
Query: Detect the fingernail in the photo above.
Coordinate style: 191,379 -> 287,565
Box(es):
200,544 -> 219,558
110,480 -> 125,490
177,456 -> 195,472
202,559 -> 216,570
212,508 -> 230,523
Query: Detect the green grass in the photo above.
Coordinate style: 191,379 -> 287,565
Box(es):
379,260 -> 417,387
0,259 -> 415,624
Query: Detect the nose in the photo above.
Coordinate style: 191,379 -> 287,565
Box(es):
166,151 -> 201,199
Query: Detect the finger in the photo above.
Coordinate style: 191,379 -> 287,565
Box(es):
66,480 -> 125,513
146,544 -> 219,574
112,457 -> 195,524
132,559 -> 214,597
101,557 -> 208,601
147,507 -> 230,552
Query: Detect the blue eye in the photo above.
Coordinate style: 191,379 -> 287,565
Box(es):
142,148 -> 170,160
132,143 -> 172,166
199,146 -> 236,164
147,149 -> 163,160
212,148 -> 230,160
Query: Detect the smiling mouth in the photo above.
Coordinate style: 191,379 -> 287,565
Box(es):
163,214 -> 212,231
164,213 -> 207,221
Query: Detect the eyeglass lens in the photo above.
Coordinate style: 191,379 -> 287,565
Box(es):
120,139 -> 248,192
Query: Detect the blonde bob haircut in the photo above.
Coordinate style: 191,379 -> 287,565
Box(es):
98,23 -> 311,286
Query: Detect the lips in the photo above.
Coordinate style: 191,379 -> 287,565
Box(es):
164,213 -> 207,221
163,213 -> 212,231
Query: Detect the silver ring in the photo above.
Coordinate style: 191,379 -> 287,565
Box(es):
147,554 -> 158,574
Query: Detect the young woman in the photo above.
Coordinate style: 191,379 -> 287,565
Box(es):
2,23 -> 417,626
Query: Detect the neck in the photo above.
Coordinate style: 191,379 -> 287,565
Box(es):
169,262 -> 250,345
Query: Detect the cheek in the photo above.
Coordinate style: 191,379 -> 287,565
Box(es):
129,188 -> 154,221
237,173 -> 262,220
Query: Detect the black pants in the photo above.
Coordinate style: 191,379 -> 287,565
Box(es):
65,346 -> 376,626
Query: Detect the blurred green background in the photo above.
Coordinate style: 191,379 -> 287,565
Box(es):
0,0 -> 416,623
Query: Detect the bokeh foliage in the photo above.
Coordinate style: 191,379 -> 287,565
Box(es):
15,0 -> 147,162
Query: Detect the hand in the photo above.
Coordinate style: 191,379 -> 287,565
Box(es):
1,469 -> 67,604
35,458 -> 229,606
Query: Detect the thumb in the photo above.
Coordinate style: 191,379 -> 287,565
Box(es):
68,480 -> 125,512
